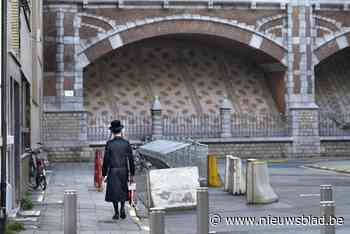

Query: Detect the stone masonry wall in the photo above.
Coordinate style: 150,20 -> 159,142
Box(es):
207,142 -> 292,159
43,111 -> 87,144
321,141 -> 350,157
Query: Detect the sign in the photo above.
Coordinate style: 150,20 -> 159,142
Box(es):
64,90 -> 74,97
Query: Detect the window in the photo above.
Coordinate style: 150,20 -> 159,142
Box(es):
10,0 -> 20,57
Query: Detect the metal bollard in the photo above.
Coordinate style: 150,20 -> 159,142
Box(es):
320,201 -> 335,234
320,185 -> 333,202
197,187 -> 209,234
150,207 -> 165,234
64,190 -> 77,234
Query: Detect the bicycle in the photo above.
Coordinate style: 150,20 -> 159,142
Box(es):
25,145 -> 48,191
132,144 -> 153,174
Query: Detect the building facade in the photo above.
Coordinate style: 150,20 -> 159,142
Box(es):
42,0 -> 350,160
1,0 -> 43,214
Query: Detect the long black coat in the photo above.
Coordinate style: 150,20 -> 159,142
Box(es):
102,136 -> 135,202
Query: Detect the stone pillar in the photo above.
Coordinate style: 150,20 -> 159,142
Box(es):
287,0 -> 320,157
290,106 -> 320,157
42,6 -> 89,162
220,97 -> 232,138
151,96 -> 162,140
55,9 -> 65,108
45,5 -> 84,111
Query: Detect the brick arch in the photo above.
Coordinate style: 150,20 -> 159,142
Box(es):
314,29 -> 350,65
77,15 -> 287,68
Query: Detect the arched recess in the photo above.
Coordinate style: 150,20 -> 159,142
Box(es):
79,15 -> 288,114
314,30 -> 350,65
77,15 -> 287,68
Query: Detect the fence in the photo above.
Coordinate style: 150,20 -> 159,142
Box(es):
231,113 -> 290,137
162,114 -> 221,139
86,112 -> 290,141
87,115 -> 152,141
319,112 -> 350,137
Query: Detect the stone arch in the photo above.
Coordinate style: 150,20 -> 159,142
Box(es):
314,29 -> 350,65
77,14 -> 287,68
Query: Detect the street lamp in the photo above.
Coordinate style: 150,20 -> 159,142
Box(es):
0,0 -> 8,232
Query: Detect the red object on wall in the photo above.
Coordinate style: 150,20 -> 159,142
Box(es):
94,149 -> 103,191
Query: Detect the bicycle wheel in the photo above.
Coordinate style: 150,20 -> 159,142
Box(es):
39,176 -> 47,191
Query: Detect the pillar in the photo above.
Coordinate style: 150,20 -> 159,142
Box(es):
43,5 -> 89,161
287,0 -> 320,157
220,97 -> 232,138
151,96 -> 163,140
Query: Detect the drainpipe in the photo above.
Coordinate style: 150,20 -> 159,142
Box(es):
0,0 -> 8,232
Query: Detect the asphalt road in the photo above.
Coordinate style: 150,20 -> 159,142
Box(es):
161,159 -> 350,234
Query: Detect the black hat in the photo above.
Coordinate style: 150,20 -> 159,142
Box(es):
109,120 -> 124,133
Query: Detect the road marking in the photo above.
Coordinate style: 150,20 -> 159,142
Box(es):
299,194 -> 320,197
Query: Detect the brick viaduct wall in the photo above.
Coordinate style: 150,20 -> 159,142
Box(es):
42,0 -> 350,160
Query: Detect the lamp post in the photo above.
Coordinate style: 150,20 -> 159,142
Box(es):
0,0 -> 8,232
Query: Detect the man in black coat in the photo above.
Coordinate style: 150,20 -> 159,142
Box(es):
102,120 -> 135,220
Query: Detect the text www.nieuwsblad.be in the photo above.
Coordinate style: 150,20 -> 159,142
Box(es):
209,214 -> 345,226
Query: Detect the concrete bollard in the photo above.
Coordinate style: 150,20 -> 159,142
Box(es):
246,159 -> 278,204
320,201 -> 335,234
224,155 -> 245,195
150,207 -> 165,234
320,185 -> 333,202
197,187 -> 209,234
64,190 -> 77,234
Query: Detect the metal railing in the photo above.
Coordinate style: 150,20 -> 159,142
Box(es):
87,115 -> 152,141
162,114 -> 221,139
319,112 -> 350,137
86,113 -> 290,141
231,113 -> 290,137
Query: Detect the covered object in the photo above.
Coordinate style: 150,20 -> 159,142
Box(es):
138,139 -> 208,184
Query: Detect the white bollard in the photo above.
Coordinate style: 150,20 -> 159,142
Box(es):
246,160 -> 278,204
64,190 -> 77,234
224,155 -> 245,195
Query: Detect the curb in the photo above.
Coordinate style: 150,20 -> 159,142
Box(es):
305,164 -> 350,174
129,205 -> 150,232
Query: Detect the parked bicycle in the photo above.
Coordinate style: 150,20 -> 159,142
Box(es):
132,144 -> 153,174
25,144 -> 48,191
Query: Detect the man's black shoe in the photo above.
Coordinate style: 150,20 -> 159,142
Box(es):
113,213 -> 119,220
120,208 -> 126,219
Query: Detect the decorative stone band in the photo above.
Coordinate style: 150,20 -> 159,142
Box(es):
77,14 -> 287,68
45,0 -> 288,9
255,14 -> 286,31
314,29 -> 350,65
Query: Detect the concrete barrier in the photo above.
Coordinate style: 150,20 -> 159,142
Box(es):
246,159 -> 278,204
208,155 -> 222,187
147,167 -> 199,209
224,155 -> 245,195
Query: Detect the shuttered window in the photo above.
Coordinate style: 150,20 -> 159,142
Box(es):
10,0 -> 20,57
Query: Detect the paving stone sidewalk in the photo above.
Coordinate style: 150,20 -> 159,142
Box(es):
20,163 -> 148,234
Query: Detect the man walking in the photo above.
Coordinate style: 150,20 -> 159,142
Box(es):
102,120 -> 135,220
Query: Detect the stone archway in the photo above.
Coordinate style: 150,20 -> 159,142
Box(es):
77,14 -> 287,68
314,30 -> 350,65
